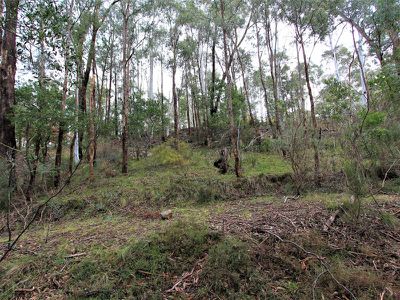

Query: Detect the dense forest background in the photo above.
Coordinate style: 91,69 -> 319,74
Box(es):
0,0 -> 399,299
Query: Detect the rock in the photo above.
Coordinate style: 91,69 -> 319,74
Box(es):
160,209 -> 173,220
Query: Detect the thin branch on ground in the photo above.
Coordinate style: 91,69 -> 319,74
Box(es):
0,145 -> 86,263
257,229 -> 358,300
312,270 -> 327,300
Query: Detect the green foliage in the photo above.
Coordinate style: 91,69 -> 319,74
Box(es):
318,78 -> 355,121
259,138 -> 272,153
363,111 -> 386,128
151,139 -> 191,166
129,92 -> 168,139
343,160 -> 366,198
14,83 -> 64,140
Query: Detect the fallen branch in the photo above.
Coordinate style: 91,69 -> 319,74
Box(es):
323,209 -> 341,232
65,252 -> 86,259
312,270 -> 327,300
165,255 -> 207,293
283,195 -> 300,203
15,287 -> 36,293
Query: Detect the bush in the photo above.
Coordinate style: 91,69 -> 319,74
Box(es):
151,139 -> 191,166
259,138 -> 272,153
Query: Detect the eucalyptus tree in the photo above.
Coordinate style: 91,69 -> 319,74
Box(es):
73,0 -> 120,161
178,36 -> 197,134
261,1 -> 282,136
55,0 -> 74,187
254,18 -> 274,135
17,0 -> 66,196
236,49 -> 255,125
219,0 -> 253,177
0,0 -> 20,172
121,0 -> 131,174
337,0 -> 400,69
0,0 -> 20,235
161,0 -> 183,142
278,0 -> 334,186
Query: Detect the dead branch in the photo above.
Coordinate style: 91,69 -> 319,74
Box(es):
0,139 -> 92,264
165,255 -> 207,294
15,287 -> 36,293
323,209 -> 341,232
283,195 -> 300,203
312,270 -> 327,300
381,159 -> 399,188
65,252 -> 86,259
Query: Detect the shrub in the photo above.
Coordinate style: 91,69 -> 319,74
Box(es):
259,138 -> 272,153
151,139 -> 191,166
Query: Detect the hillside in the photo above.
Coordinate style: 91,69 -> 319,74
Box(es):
1,145 -> 399,299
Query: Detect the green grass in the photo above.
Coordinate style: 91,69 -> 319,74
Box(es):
44,147 -> 292,220
2,144 -> 397,299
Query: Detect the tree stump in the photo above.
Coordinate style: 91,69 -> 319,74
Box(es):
213,148 -> 229,174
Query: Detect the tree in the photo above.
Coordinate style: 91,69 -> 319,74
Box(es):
219,0 -> 252,177
55,0 -> 74,187
279,0 -> 334,186
0,0 -> 20,190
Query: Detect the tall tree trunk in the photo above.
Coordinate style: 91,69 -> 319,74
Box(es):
356,30 -> 368,107
160,54 -> 165,140
26,139 -> 40,201
0,0 -> 19,189
68,132 -> 76,175
121,2 -> 130,174
114,69 -> 118,136
106,35 -> 114,123
221,0 -> 241,177
237,54 -> 254,125
298,29 -> 320,186
255,23 -> 274,135
185,68 -> 191,135
54,0 -> 73,187
148,50 -> 154,99
171,28 -> 179,143
295,38 -> 306,127
88,76 -> 96,179
78,3 -> 100,159
264,12 -> 281,136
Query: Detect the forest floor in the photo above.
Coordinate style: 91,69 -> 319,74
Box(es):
0,145 -> 399,299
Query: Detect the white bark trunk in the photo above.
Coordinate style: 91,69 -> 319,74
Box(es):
73,88 -> 79,164
148,52 -> 154,99
358,32 -> 367,107
329,33 -> 340,81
